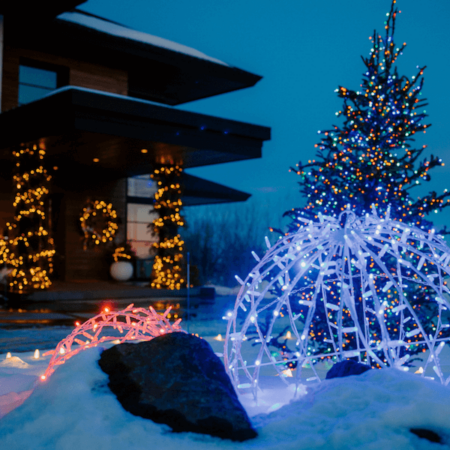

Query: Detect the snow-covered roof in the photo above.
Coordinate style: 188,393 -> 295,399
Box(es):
57,11 -> 228,67
39,85 -> 174,108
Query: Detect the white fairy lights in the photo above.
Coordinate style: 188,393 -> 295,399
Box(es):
225,206 -> 450,398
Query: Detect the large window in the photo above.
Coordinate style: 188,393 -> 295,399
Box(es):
18,60 -> 67,106
127,175 -> 158,259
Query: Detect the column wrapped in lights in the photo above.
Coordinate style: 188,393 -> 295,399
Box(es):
149,165 -> 185,290
8,144 -> 55,294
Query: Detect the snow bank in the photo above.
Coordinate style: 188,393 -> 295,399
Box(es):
1,345 -> 450,449
252,368 -> 450,450
207,282 -> 277,299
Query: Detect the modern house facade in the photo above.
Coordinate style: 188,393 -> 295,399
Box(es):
0,1 -> 271,285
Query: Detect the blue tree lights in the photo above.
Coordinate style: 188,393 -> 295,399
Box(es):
283,0 -> 449,232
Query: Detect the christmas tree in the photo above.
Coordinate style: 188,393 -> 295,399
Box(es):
266,0 -> 450,368
286,0 -> 449,227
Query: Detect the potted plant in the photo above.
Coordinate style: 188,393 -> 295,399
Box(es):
109,242 -> 136,281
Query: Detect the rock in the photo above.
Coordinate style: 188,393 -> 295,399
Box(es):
410,428 -> 442,444
326,360 -> 372,379
98,332 -> 257,441
200,286 -> 215,300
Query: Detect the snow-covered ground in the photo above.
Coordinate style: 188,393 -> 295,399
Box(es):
1,304 -> 450,449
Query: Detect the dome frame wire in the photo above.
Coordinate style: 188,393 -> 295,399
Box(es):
225,206 -> 450,399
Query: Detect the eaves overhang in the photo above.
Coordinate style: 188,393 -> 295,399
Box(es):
4,10 -> 263,105
0,1 -> 87,22
0,87 -> 271,188
128,172 -> 250,207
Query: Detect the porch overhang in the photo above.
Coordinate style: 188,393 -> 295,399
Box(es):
127,173 -> 251,207
0,87 -> 270,193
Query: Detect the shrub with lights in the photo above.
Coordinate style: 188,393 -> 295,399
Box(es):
149,165 -> 185,290
5,145 -> 55,294
111,241 -> 136,263
266,1 -> 450,366
225,207 -> 450,398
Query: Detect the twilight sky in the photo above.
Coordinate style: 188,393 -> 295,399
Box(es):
80,0 -> 450,229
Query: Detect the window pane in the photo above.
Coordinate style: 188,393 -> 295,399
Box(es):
19,65 -> 57,89
127,202 -> 158,260
127,203 -> 158,223
127,176 -> 157,198
128,223 -> 157,242
129,241 -> 154,259
18,85 -> 53,105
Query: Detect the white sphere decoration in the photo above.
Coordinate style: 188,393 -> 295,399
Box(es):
225,206 -> 450,399
110,261 -> 134,281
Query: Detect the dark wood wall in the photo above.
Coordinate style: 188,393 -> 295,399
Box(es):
58,178 -> 127,281
1,45 -> 128,112
0,174 -> 127,282
0,178 -> 14,235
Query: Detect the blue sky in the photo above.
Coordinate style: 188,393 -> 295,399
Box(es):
80,0 -> 450,229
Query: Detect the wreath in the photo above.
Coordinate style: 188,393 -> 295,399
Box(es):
80,200 -> 119,250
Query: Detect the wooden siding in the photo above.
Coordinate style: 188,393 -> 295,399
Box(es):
0,176 -> 127,282
0,178 -> 14,232
1,45 -> 128,112
60,178 -> 127,281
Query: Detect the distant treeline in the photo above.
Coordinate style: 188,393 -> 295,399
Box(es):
181,199 -> 281,287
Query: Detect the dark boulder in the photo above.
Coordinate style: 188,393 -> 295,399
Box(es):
326,360 -> 372,379
410,428 -> 442,444
98,332 -> 257,441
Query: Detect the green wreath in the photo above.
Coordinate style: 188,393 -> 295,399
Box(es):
80,200 -> 119,249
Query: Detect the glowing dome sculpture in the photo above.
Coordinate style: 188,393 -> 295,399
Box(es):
42,304 -> 183,380
225,206 -> 450,397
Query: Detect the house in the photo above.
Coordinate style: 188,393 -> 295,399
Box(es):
0,0 -> 271,288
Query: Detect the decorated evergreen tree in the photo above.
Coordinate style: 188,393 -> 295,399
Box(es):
285,1 -> 449,228
266,0 -> 450,368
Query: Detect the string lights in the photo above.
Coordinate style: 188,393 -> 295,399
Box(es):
150,165 -> 185,290
4,144 -> 55,294
267,0 -> 450,370
41,303 -> 184,380
225,207 -> 450,399
284,0 -> 449,230
112,246 -> 133,263
79,200 -> 118,250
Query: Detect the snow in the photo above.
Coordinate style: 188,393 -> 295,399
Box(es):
58,11 -> 228,67
1,316 -> 450,448
38,85 -> 175,108
0,294 -> 450,450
